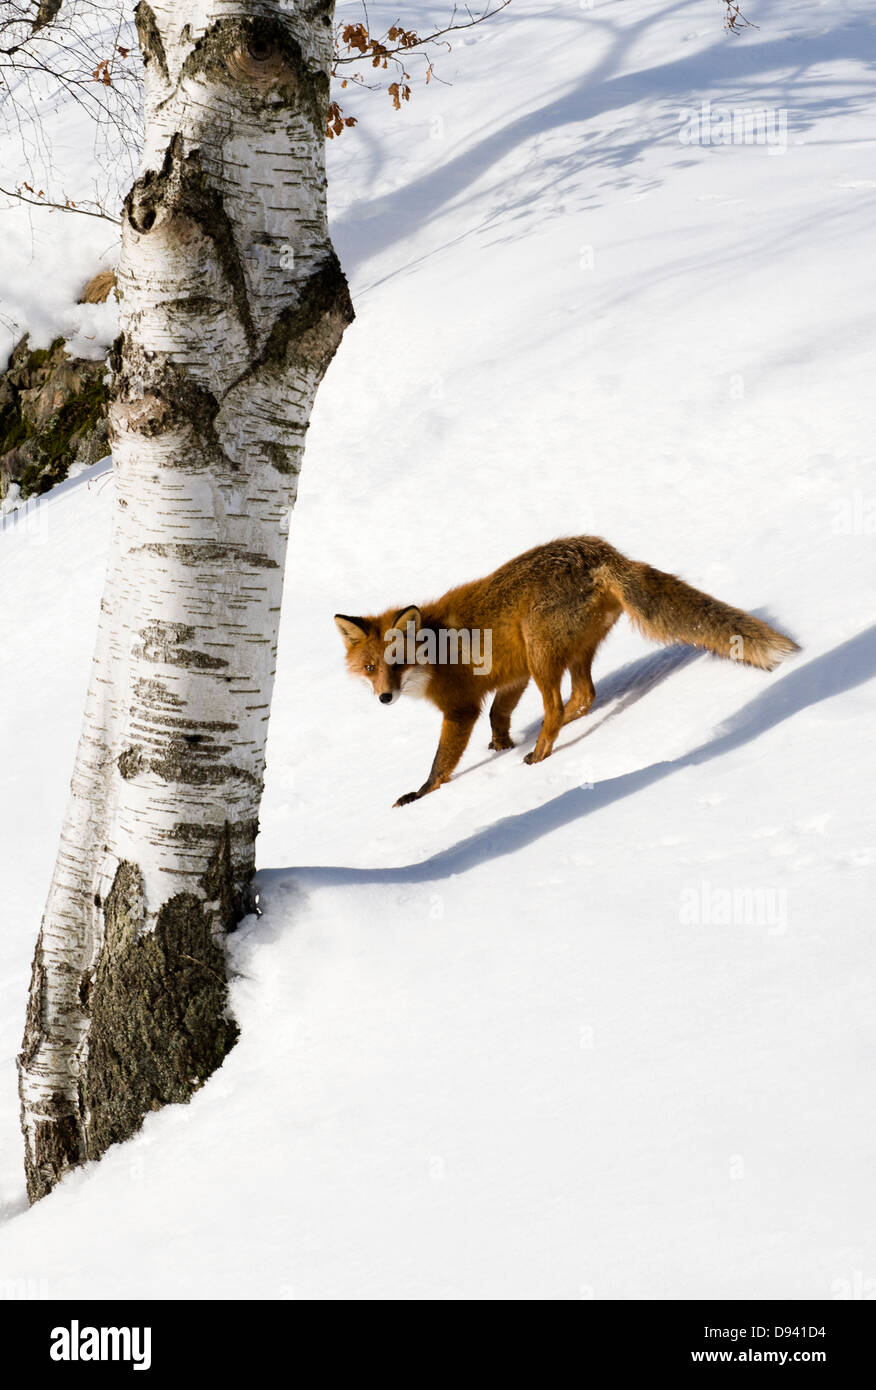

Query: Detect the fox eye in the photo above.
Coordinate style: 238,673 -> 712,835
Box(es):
365,663 -> 376,674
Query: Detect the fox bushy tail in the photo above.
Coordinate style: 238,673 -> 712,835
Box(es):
601,557 -> 799,671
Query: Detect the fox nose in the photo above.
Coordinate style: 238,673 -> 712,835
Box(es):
379,692 -> 393,704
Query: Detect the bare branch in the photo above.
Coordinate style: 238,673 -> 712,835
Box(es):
329,0 -> 511,135
721,1 -> 757,32
0,1 -> 142,216
0,179 -> 121,221
333,1 -> 513,67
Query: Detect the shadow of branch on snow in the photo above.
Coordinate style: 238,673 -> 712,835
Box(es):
334,0 -> 876,282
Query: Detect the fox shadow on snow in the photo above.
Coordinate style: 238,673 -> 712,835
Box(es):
264,622 -> 876,888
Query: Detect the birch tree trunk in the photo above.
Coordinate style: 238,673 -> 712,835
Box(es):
18,0 -> 352,1202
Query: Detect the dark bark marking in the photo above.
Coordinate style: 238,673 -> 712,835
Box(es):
263,439 -> 302,476
19,950 -> 45,1070
111,336 -> 235,470
180,15 -> 328,128
134,621 -> 229,671
146,716 -> 238,733
118,739 -> 259,790
167,817 -> 258,849
133,677 -> 183,710
134,2 -> 170,84
122,135 -> 257,351
118,746 -> 148,781
259,252 -> 354,376
225,253 -> 354,474
28,1113 -> 84,1204
147,754 -> 260,789
82,849 -> 239,1164
133,541 -> 278,568
19,944 -> 84,1203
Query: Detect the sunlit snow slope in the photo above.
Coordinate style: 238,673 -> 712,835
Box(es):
1,0 -> 874,1299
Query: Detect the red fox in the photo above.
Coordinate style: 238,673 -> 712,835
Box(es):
334,536 -> 799,807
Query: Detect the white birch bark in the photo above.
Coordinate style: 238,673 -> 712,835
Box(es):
19,0 -> 352,1201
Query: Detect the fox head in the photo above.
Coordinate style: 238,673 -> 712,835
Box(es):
334,607 -> 421,705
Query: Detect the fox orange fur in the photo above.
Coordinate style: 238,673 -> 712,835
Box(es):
334,536 -> 799,807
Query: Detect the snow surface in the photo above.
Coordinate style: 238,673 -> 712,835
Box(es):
1,0 -> 875,1299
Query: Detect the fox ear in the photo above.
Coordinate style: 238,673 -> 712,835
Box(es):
392,605 -> 421,632
334,614 -> 371,648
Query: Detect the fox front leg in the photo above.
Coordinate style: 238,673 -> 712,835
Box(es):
394,707 -> 480,807
488,679 -> 528,751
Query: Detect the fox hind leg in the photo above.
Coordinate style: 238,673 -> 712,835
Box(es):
562,647 -> 597,726
561,603 -> 619,727
523,646 -> 565,765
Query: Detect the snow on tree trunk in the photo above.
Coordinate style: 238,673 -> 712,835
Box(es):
18,0 -> 352,1202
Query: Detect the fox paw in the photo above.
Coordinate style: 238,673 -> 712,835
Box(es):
523,749 -> 548,765
394,791 -> 420,807
488,734 -> 515,751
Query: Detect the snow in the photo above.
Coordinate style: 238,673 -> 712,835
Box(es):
0,214 -> 119,363
1,0 -> 875,1298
